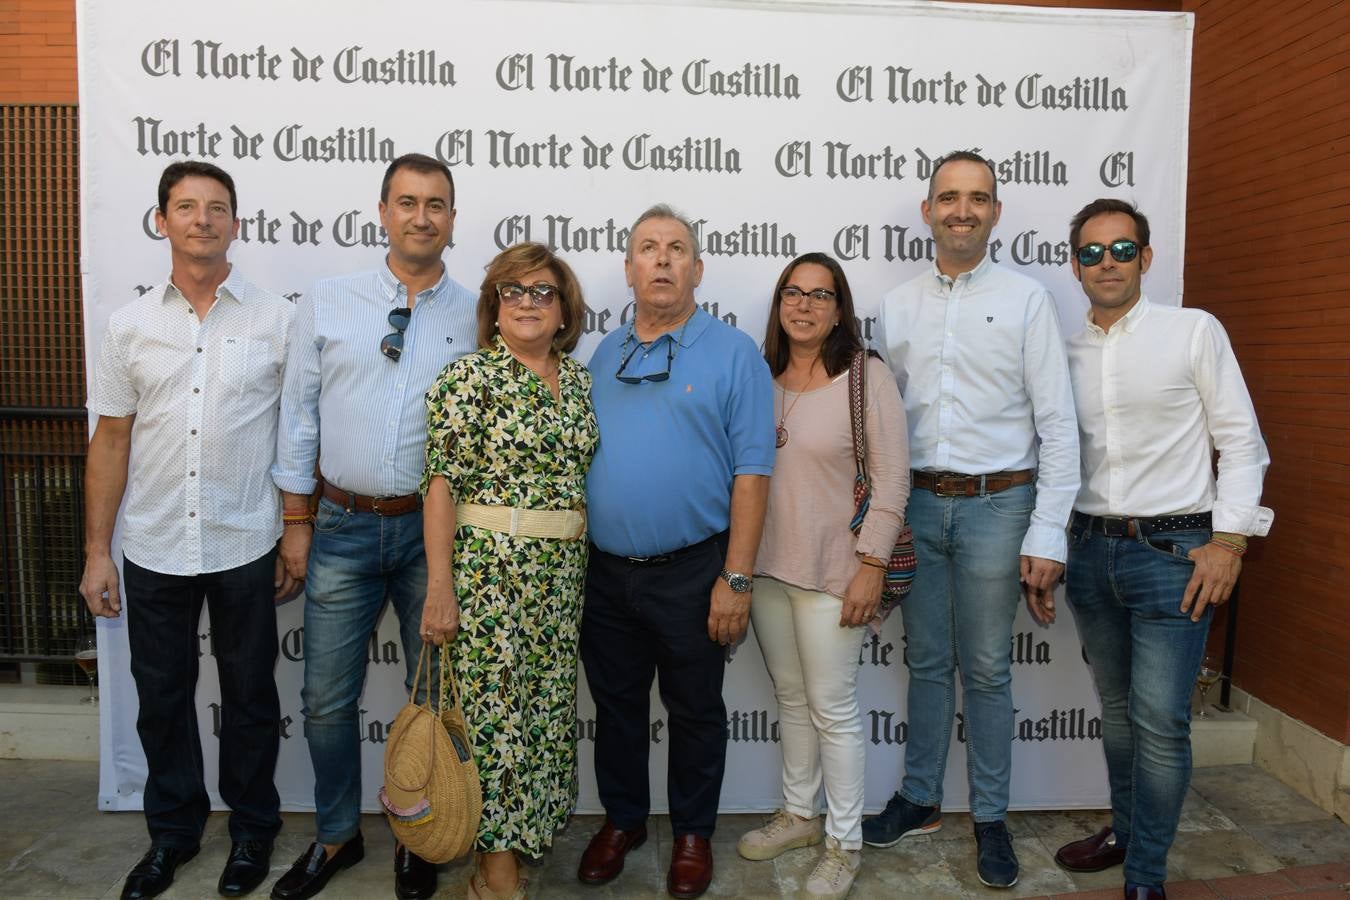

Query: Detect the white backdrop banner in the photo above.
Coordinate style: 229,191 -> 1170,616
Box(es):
78,0 -> 1193,815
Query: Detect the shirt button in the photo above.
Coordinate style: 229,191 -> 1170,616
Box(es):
189,471 -> 196,477
190,429 -> 198,435
188,511 -> 196,518
193,388 -> 200,394
196,347 -> 203,353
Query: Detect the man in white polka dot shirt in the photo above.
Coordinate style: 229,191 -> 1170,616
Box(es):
81,161 -> 297,900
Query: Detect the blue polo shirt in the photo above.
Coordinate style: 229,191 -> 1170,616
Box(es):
586,306 -> 776,558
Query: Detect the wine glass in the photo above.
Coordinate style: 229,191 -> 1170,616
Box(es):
1195,652 -> 1221,718
74,635 -> 98,705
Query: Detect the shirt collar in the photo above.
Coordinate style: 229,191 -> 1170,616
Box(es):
378,257 -> 450,307
163,265 -> 244,305
930,251 -> 994,288
626,305 -> 713,349
1084,294 -> 1151,337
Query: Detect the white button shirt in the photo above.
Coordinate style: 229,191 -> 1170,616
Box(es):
877,255 -> 1080,562
1066,296 -> 1273,536
91,267 -> 294,575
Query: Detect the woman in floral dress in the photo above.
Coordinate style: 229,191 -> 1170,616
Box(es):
420,242 -> 598,900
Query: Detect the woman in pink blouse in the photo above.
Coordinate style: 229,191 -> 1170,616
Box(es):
738,252 -> 909,900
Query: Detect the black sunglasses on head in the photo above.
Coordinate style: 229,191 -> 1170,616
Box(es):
1076,240 -> 1141,267
381,307 -> 411,362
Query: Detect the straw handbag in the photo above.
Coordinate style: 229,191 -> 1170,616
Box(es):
378,644 -> 482,863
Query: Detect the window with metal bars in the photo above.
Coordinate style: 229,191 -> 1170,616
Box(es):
1,104 -> 90,684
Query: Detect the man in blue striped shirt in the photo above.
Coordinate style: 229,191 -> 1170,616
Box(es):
270,153 -> 478,900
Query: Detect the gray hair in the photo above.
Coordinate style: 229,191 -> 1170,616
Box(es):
626,203 -> 701,262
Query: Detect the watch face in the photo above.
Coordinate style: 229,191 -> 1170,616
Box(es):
724,572 -> 751,592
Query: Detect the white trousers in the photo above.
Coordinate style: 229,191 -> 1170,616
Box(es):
750,577 -> 867,848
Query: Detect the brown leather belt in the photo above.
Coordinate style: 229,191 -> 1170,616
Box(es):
912,469 -> 1035,498
321,480 -> 422,516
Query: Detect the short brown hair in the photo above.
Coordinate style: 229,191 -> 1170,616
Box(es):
928,150 -> 998,203
476,242 -> 585,354
1069,198 -> 1150,251
380,152 -> 455,207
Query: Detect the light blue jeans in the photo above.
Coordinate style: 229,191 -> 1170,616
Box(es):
301,497 -> 433,844
898,482 -> 1032,822
1066,518 -> 1212,887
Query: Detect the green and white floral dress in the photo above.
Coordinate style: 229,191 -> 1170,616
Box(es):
420,337 -> 598,857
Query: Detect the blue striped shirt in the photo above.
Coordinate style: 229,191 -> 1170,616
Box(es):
272,260 -> 478,497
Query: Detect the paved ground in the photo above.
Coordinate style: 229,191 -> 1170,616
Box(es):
1,760 -> 1346,898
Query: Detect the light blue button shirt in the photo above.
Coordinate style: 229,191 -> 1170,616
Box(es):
586,307 -> 776,558
273,260 -> 478,497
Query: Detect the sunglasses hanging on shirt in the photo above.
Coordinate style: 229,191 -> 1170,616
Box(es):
381,307 -> 412,362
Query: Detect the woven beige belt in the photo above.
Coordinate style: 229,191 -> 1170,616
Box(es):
456,503 -> 586,541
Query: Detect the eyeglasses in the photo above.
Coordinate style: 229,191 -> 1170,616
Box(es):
780,285 -> 837,308
615,316 -> 694,385
616,334 -> 675,384
497,282 -> 560,308
1075,240 -> 1141,267
380,307 -> 412,362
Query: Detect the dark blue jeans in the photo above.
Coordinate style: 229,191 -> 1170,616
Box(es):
124,551 -> 282,848
1066,519 -> 1213,887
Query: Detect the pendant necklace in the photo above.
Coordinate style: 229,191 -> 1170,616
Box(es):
775,357 -> 818,448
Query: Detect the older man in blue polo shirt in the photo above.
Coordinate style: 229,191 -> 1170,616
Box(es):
577,204 -> 775,900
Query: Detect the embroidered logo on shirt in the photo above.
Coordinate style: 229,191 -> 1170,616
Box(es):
986,317 -> 994,323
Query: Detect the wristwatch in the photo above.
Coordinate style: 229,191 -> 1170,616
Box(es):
719,569 -> 753,593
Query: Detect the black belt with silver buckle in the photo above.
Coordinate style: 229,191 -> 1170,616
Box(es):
1073,510 -> 1213,538
598,531 -> 726,567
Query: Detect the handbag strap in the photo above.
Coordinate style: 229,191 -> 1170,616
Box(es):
847,350 -> 869,485
387,642 -> 440,793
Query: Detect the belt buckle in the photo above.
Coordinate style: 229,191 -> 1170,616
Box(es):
933,476 -> 965,497
370,495 -> 401,516
1101,517 -> 1133,538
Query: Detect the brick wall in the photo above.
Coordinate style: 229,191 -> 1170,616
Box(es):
1182,0 -> 1350,744
0,0 -> 78,104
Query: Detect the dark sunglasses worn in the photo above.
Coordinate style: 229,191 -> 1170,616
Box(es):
381,307 -> 412,362
1076,240 -> 1141,267
497,282 -> 560,308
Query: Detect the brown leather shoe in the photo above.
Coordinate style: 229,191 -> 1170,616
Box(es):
577,820 -> 648,885
1055,826 -> 1127,872
667,834 -> 712,900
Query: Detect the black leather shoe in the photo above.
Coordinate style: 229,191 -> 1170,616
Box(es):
219,839 -> 273,896
121,844 -> 201,900
270,833 -> 364,900
393,844 -> 437,900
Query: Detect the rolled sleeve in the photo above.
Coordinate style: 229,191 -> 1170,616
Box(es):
1020,290 -> 1078,563
1193,317 -> 1273,537
271,295 -> 323,494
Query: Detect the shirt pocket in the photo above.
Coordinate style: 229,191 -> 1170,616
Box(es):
218,337 -> 280,396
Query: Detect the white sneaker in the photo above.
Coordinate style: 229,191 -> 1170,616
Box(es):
737,809 -> 824,861
803,837 -> 861,899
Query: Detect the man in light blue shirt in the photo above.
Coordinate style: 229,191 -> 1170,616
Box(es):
270,153 -> 477,900
864,151 -> 1079,890
576,204 -> 775,900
